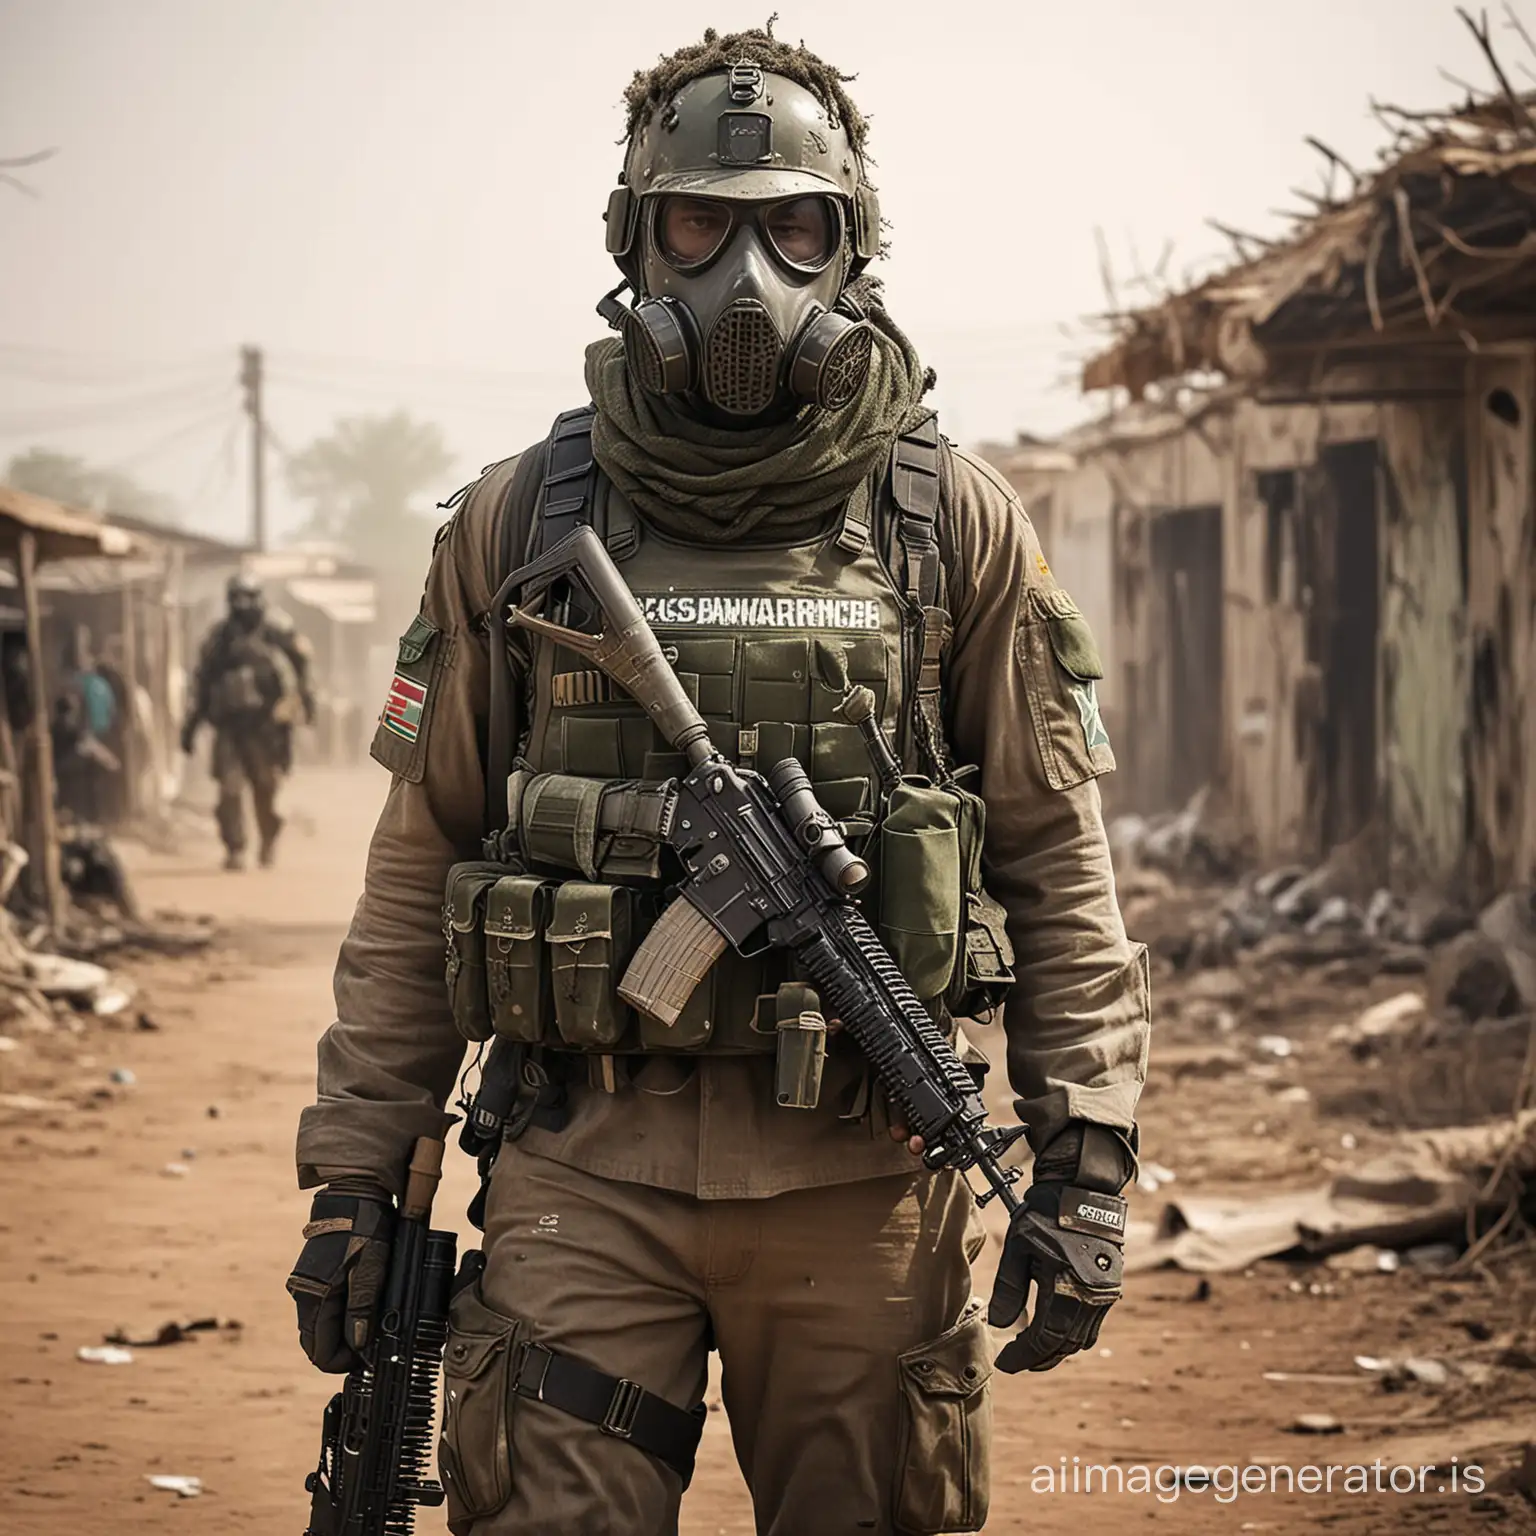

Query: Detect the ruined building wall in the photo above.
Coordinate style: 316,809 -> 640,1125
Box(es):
1465,350 -> 1536,898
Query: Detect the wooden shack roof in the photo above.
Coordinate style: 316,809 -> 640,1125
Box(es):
0,484 -> 138,563
1083,75 -> 1536,397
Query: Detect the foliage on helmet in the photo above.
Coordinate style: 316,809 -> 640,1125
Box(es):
622,18 -> 870,155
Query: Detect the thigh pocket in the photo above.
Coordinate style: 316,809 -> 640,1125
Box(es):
893,1298 -> 994,1534
439,1282 -> 524,1528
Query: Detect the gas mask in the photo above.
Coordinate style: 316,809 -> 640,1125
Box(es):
227,575 -> 265,632
602,63 -> 883,420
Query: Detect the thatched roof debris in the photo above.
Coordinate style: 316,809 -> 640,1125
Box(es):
1084,9 -> 1536,397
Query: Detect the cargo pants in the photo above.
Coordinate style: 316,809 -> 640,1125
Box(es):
211,722 -> 286,861
441,1141 -> 994,1535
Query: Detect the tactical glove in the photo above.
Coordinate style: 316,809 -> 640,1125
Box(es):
989,1179 -> 1126,1372
285,1185 -> 394,1374
989,1120 -> 1134,1374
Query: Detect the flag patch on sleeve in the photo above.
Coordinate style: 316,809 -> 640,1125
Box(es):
382,673 -> 428,743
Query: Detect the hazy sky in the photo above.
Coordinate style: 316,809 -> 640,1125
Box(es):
0,0 -> 1520,544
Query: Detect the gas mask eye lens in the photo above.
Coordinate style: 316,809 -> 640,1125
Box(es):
657,196 -> 733,268
763,197 -> 837,271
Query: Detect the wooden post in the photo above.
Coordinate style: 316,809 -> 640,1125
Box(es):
16,531 -> 66,933
118,577 -> 140,818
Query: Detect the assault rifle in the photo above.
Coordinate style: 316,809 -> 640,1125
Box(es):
302,1138 -> 458,1536
507,527 -> 1027,1214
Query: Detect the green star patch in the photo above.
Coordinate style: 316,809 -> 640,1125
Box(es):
1071,682 -> 1111,752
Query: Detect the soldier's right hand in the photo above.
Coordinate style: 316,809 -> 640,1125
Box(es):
285,1186 -> 394,1373
179,720 -> 197,755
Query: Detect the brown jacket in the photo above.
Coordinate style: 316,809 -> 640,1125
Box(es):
296,441 -> 1149,1199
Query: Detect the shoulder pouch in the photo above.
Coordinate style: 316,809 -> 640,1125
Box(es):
1016,587 -> 1115,790
371,615 -> 451,784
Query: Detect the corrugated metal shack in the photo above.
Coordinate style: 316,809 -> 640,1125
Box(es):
1061,86 -> 1536,901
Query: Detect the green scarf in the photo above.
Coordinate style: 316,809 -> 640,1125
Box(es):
584,287 -> 932,544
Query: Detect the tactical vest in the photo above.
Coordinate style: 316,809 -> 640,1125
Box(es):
443,406 -> 1013,1067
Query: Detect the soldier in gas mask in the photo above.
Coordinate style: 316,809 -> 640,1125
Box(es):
288,27 -> 1147,1534
183,573 -> 314,869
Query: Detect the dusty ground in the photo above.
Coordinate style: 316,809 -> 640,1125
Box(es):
0,766 -> 1532,1535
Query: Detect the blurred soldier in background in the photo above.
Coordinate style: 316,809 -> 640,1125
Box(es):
182,573 -> 314,870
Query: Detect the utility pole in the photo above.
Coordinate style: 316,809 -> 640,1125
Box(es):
239,344 -> 266,552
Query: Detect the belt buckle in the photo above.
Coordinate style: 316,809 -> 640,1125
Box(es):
602,1378 -> 643,1440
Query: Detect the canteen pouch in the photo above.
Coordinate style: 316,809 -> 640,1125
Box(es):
546,882 -> 635,1049
485,875 -> 554,1044
443,861 -> 509,1043
943,783 -> 1015,1018
877,781 -> 963,1002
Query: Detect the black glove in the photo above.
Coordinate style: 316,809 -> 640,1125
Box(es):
285,1186 -> 394,1374
179,719 -> 198,755
989,1180 -> 1126,1372
989,1121 -> 1135,1374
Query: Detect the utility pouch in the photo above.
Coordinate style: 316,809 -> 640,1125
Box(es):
877,781 -> 963,1002
953,892 -> 1016,1018
772,982 -> 826,1110
484,875 -> 554,1044
545,882 -> 635,1049
443,861 -> 509,1042
943,782 -> 1016,1019
512,771 -> 672,883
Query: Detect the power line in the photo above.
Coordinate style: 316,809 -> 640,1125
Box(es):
104,399 -> 239,472
188,416 -> 242,508
0,378 -> 233,437
0,344 -> 228,387
273,347 -> 575,391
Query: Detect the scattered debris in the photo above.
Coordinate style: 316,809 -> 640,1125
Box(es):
1256,1035 -> 1295,1059
1355,1355 -> 1452,1388
16,952 -> 123,1009
1288,1413 -> 1344,1435
1137,1160 -> 1178,1194
105,1317 -> 242,1348
1478,887 -> 1536,1008
144,1475 -> 203,1499
76,1346 -> 133,1365
0,1093 -> 56,1112
1431,930 -> 1521,1021
108,1067 -> 136,1086
1130,1108 -> 1536,1273
1329,992 -> 1428,1053
161,1162 -> 190,1178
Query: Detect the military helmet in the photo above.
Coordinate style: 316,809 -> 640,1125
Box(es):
601,59 -> 882,418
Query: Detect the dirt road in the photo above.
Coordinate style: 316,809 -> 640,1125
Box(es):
0,768 -> 1528,1534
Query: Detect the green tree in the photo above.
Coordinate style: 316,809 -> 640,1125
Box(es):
285,411 -> 454,611
5,446 -> 182,526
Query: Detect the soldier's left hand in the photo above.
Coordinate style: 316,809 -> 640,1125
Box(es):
988,1180 -> 1125,1373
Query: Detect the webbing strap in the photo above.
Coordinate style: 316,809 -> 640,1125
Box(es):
888,412 -> 950,774
533,405 -> 640,563
512,1340 -> 707,1485
833,477 -> 872,557
891,413 -> 943,607
539,406 -> 600,553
